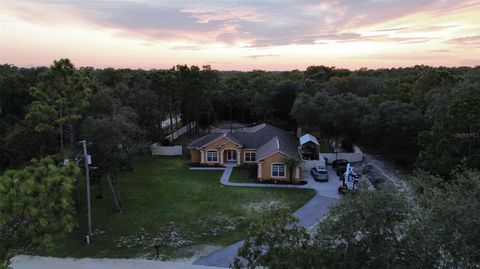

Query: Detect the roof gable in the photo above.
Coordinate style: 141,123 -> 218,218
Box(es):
188,132 -> 224,148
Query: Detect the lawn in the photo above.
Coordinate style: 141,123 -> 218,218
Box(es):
40,156 -> 315,259
229,167 -> 256,183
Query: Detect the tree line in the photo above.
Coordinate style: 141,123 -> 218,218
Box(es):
2,60 -> 478,175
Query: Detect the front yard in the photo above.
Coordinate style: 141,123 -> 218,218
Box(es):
39,156 -> 315,259
229,167 -> 256,183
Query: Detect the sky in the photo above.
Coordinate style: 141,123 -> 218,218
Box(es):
0,0 -> 479,71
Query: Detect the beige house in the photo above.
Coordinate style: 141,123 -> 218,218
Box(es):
188,123 -> 301,181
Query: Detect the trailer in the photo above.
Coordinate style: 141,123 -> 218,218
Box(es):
338,163 -> 360,194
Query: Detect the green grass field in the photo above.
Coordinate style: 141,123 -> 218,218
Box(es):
229,167 -> 256,183
41,156 -> 315,259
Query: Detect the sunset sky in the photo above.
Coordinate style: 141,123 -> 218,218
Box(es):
1,0 -> 479,71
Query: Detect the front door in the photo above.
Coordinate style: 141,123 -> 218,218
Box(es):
226,150 -> 237,162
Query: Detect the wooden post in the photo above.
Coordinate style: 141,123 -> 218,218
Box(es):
107,175 -> 122,212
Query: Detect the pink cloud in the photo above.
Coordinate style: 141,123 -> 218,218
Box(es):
180,7 -> 263,24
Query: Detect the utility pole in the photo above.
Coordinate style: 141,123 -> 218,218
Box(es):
80,140 -> 93,244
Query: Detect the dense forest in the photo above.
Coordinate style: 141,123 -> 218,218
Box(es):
1,59 -> 479,267
1,60 -> 478,176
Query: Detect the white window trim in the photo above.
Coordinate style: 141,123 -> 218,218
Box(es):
206,150 -> 219,163
244,151 -> 257,162
271,163 -> 286,178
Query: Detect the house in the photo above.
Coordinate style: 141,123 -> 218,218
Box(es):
187,123 -> 301,181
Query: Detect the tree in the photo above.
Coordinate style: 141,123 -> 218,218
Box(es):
361,100 -> 425,163
291,91 -> 331,132
248,71 -> 276,122
313,187 -> 414,268
409,169 -> 480,268
25,59 -> 91,152
0,65 -> 37,168
282,156 -> 301,183
0,157 -> 79,265
327,74 -> 359,94
291,90 -> 369,138
232,205 -> 311,269
234,187 -> 415,269
410,68 -> 456,109
418,94 -> 480,176
271,80 -> 300,127
81,88 -> 143,207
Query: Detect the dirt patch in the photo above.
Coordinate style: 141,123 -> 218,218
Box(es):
115,223 -> 193,251
244,199 -> 287,213
197,213 -> 244,237
356,153 -> 411,192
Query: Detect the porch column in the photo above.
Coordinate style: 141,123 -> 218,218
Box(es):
257,162 -> 263,180
295,166 -> 300,180
200,150 -> 205,164
236,149 -> 241,165
220,149 -> 224,165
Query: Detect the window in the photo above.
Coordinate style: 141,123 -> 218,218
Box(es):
272,164 -> 286,177
244,152 -> 256,162
207,151 -> 218,162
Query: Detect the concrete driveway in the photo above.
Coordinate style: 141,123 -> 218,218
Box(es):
301,166 -> 341,199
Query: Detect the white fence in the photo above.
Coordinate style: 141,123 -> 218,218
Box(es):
161,115 -> 181,128
165,121 -> 196,141
320,145 -> 363,164
150,144 -> 183,156
302,159 -> 326,172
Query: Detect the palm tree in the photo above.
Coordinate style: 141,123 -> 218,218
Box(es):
282,156 -> 302,183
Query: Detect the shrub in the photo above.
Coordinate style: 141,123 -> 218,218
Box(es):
341,138 -> 354,152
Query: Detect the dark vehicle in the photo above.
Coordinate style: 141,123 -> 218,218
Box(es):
332,159 -> 349,176
311,166 -> 329,181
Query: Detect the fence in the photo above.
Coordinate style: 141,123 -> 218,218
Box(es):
161,115 -> 181,128
165,121 -> 196,141
320,145 -> 363,164
150,121 -> 196,156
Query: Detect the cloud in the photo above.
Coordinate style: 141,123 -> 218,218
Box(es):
169,45 -> 204,50
245,54 -> 279,60
448,35 -> 480,45
374,27 -> 410,32
2,0 -> 478,49
180,7 -> 263,24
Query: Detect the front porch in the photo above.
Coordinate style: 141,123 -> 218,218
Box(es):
199,148 -> 241,166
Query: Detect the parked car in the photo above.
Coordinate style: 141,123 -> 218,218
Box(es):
311,166 -> 329,181
332,159 -> 349,176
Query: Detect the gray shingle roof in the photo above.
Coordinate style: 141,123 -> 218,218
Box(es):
188,123 -> 300,159
188,132 -> 224,148
256,137 -> 278,160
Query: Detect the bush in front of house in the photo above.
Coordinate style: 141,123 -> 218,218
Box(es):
188,162 -> 224,167
258,179 -> 308,185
